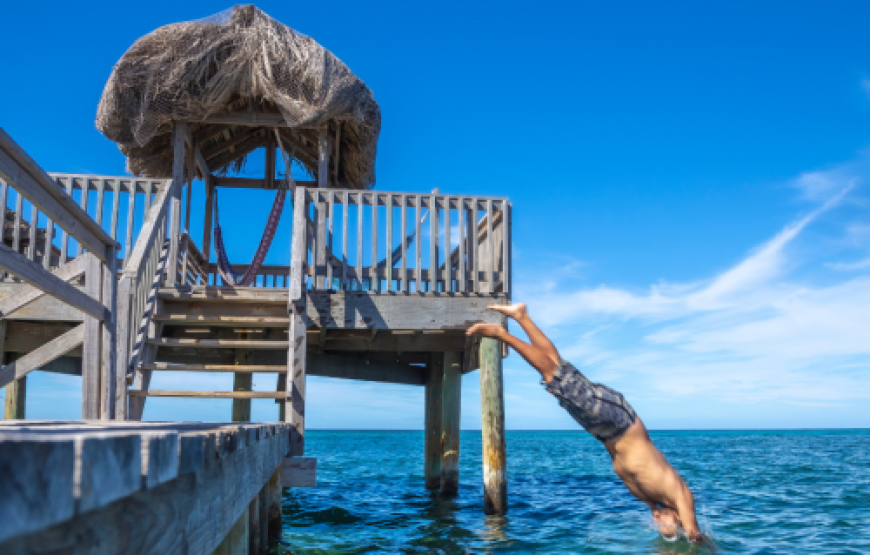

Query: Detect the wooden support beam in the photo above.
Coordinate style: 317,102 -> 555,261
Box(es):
480,337 -> 507,515
257,483 -> 269,550
0,324 -> 84,389
206,136 -> 269,172
0,245 -> 109,322
267,467 -> 282,550
3,375 -> 25,420
281,456 -> 316,487
424,353 -> 443,489
166,123 -> 187,286
202,174 -> 215,264
201,129 -> 259,160
129,390 -> 284,399
307,353 -> 426,385
248,492 -> 260,555
232,344 -> 252,422
265,137 -> 276,189
287,310 -> 307,456
81,254 -> 102,420
318,127 -> 329,189
441,351 -> 462,496
0,253 -> 87,318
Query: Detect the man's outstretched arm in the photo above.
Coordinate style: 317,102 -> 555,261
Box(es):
467,323 -> 558,382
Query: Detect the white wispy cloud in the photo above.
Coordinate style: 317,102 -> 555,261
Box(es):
513,160 -> 870,412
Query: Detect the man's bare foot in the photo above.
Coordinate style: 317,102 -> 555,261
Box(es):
487,303 -> 527,321
466,323 -> 506,339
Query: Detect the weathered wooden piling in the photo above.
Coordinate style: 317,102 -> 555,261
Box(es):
441,351 -> 462,495
424,352 -> 444,489
480,337 -> 508,514
268,466 -> 284,547
232,344 -> 252,422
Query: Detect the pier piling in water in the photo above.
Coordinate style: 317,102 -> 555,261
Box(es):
480,337 -> 508,515
441,351 -> 462,495
425,352 -> 444,489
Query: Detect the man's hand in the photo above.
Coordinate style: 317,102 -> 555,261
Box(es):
466,322 -> 505,339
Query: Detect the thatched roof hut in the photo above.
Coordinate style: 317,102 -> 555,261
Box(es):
96,5 -> 380,189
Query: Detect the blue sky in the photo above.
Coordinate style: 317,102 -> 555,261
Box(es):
3,1 -> 870,428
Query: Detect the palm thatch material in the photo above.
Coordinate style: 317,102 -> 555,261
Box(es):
96,5 -> 380,188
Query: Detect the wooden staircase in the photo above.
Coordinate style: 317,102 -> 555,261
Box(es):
128,286 -> 291,403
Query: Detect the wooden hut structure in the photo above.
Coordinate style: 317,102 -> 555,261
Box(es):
0,7 -> 513,548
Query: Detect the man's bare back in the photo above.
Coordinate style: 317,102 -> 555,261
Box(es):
467,303 -> 703,542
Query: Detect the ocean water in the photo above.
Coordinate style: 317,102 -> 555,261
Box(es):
281,430 -> 870,554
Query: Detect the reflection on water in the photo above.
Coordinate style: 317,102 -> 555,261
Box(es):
282,430 -> 870,554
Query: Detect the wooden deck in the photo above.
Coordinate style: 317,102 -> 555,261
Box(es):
0,420 -> 294,554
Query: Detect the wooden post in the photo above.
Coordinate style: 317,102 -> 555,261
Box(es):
286,310 -> 307,455
166,122 -> 187,286
441,351 -> 462,495
3,333 -> 26,419
102,246 -> 118,420
248,492 -> 260,554
202,175 -> 215,271
81,253 -> 102,419
216,506 -> 249,555
258,484 -> 270,550
480,337 -> 507,514
267,466 -> 283,548
232,343 -> 252,422
424,352 -> 443,489
265,138 -> 276,190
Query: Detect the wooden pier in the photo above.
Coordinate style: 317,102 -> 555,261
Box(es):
0,6 -> 513,551
0,420 -> 291,554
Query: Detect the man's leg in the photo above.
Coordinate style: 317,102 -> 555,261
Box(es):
487,304 -> 560,365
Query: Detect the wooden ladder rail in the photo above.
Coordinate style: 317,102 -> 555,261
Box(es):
115,175 -> 174,420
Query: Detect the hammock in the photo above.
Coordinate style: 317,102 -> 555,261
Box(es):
213,130 -> 428,288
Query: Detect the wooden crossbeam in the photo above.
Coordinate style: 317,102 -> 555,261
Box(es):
201,129 -> 260,161
206,136 -> 269,171
0,257 -> 86,317
128,390 -> 284,399
0,246 -> 109,321
0,324 -> 84,388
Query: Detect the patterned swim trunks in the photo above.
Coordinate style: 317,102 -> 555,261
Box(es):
543,360 -> 637,442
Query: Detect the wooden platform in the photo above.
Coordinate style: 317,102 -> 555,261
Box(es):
0,420 -> 291,554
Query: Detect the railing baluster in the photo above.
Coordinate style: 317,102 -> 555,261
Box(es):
356,192 -> 363,290
486,199 -> 494,294
444,197 -> 451,292
372,192 -> 379,293
429,194 -> 437,293
401,194 -> 408,293
110,179 -> 121,240
317,191 -> 327,290
0,179 -> 7,278
504,201 -> 511,295
468,199 -> 477,293
13,190 -> 23,258
415,194 -> 422,292
28,203 -> 38,262
124,182 -> 137,265
341,190 -> 349,291
327,190 -> 334,290
78,177 -> 91,256
386,194 -> 393,292
95,178 -> 105,227
458,198 -> 466,293
60,178 -> 72,264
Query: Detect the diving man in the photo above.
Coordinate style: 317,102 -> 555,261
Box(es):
467,303 -> 704,542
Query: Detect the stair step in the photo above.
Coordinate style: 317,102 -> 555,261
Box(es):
146,338 -> 290,349
128,390 -> 284,399
141,363 -> 287,373
158,287 -> 288,303
153,315 -> 290,326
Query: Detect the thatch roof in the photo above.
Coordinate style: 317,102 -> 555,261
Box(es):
96,5 -> 380,189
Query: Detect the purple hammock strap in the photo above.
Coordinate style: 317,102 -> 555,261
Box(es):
214,188 -> 286,287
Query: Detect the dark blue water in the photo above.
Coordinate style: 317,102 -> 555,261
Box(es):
281,430 -> 870,553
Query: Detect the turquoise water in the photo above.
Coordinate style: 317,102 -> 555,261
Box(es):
281,430 -> 870,553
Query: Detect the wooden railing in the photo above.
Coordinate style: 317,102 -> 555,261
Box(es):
115,178 -> 174,419
0,173 -> 169,280
205,263 -> 291,288
0,127 -> 120,420
290,187 -> 511,296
